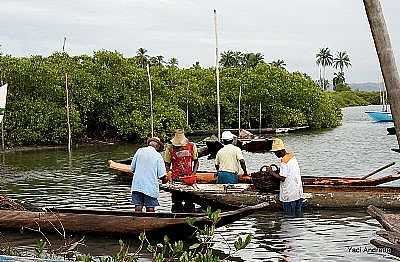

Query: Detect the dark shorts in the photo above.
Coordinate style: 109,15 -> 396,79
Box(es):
283,198 -> 304,217
217,171 -> 238,184
131,191 -> 159,208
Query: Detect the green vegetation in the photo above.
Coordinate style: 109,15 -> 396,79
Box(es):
330,90 -> 380,108
0,50 -> 342,147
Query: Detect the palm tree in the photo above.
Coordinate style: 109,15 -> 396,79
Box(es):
191,61 -> 201,69
333,71 -> 345,89
155,55 -> 165,67
316,47 -> 333,90
168,57 -> 178,68
333,51 -> 351,74
242,52 -> 264,68
271,59 -> 286,68
136,48 -> 149,68
220,51 -> 240,67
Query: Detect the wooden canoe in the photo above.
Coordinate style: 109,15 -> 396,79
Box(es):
160,183 -> 400,210
0,203 -> 268,236
108,160 -> 400,186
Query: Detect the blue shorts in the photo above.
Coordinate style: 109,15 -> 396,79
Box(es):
217,171 -> 238,184
131,191 -> 159,208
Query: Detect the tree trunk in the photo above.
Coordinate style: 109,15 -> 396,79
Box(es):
363,0 -> 400,148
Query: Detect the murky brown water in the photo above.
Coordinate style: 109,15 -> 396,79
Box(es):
0,105 -> 400,261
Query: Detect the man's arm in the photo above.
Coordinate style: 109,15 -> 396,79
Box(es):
130,150 -> 139,173
192,159 -> 199,173
165,162 -> 171,172
270,171 -> 286,182
164,145 -> 171,172
239,159 -> 248,176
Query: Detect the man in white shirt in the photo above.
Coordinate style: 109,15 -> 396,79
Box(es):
269,138 -> 304,217
215,131 -> 248,183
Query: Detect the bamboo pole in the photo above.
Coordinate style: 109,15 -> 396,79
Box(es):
186,82 -> 189,127
147,63 -> 154,137
259,102 -> 262,134
214,9 -> 221,141
62,37 -> 66,53
238,85 -> 242,133
363,0 -> 400,147
65,73 -> 71,154
1,121 -> 4,151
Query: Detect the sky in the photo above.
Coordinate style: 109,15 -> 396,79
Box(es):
1,0 -> 400,83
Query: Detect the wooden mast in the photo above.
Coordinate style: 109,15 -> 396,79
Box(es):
238,85 -> 242,133
65,73 -> 71,155
214,9 -> 221,141
363,0 -> 400,147
147,63 -> 154,137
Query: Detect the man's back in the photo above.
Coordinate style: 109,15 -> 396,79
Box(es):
215,144 -> 243,174
131,146 -> 166,198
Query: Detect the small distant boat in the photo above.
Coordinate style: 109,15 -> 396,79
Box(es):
387,126 -> 396,135
366,81 -> 393,122
365,111 -> 393,122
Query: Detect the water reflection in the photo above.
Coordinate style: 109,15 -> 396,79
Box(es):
0,105 -> 399,261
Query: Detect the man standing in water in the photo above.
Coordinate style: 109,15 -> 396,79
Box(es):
131,137 -> 167,212
215,131 -> 248,184
269,138 -> 304,217
164,129 -> 198,211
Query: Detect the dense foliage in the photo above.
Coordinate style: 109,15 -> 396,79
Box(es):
0,51 -> 342,146
330,90 -> 380,108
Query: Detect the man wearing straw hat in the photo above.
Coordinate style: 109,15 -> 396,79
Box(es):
130,137 -> 167,212
164,129 -> 199,211
164,129 -> 199,180
269,138 -> 303,217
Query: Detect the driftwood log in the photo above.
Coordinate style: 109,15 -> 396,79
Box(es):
367,205 -> 400,257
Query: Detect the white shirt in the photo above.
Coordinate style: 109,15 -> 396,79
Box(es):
278,153 -> 303,202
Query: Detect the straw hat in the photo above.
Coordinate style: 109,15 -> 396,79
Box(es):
271,138 -> 285,152
171,129 -> 189,146
147,137 -> 164,151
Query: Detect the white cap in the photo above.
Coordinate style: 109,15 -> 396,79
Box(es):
221,131 -> 234,140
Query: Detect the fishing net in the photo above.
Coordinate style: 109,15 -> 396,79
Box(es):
251,165 -> 280,193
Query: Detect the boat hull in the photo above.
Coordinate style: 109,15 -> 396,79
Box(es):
366,111 -> 393,122
0,204 -> 267,236
109,160 -> 400,186
160,183 -> 400,210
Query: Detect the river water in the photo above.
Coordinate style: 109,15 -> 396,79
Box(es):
1,105 -> 400,261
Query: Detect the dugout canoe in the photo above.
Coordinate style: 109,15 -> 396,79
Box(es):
0,203 -> 268,236
160,183 -> 400,210
108,160 -> 400,186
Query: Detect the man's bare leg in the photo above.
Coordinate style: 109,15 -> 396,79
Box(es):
146,207 -> 155,212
